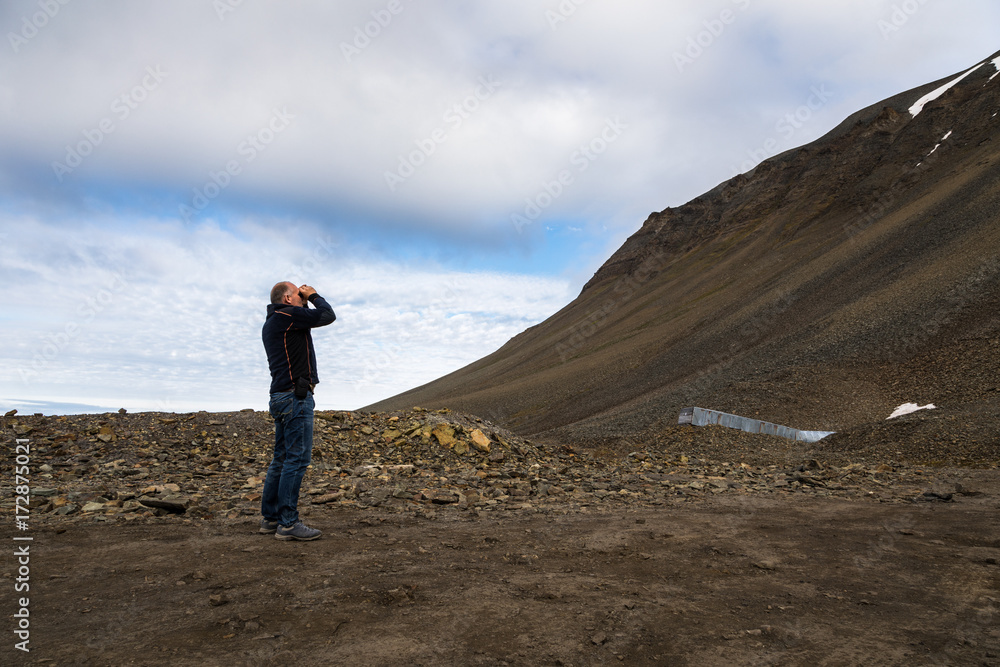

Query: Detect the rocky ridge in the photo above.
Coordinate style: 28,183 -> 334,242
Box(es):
2,407 -> 975,529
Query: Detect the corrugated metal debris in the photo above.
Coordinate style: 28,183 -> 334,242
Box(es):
678,407 -> 835,443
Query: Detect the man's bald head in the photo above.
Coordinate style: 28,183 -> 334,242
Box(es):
270,281 -> 298,305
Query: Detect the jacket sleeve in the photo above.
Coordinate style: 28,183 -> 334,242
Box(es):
286,295 -> 336,329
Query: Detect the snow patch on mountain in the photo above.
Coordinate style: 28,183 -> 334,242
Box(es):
909,63 -> 985,116
887,403 -> 936,420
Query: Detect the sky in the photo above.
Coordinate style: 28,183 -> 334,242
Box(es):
1,0 -> 997,415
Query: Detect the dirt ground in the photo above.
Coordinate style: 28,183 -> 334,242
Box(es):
6,469 -> 1000,667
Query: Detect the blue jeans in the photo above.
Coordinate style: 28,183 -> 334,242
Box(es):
261,391 -> 315,527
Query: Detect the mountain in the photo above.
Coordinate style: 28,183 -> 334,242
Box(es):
366,50 -> 1000,457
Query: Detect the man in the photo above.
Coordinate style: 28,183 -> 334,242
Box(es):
260,281 -> 336,541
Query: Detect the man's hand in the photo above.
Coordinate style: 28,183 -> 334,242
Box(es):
298,285 -> 318,302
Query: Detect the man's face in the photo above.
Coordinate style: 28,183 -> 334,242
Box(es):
283,282 -> 306,307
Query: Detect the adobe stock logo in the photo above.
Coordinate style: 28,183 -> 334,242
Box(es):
340,0 -> 413,63
730,84 -> 834,176
19,270 -> 130,385
51,66 -> 167,182
213,0 -> 245,21
511,117 -> 627,233
384,75 -> 502,192
878,0 -> 934,39
179,108 -> 294,223
7,0 -> 72,54
673,0 -> 752,73
546,0 -> 588,30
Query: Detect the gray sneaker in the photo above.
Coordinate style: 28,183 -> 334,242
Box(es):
274,521 -> 322,541
259,519 -> 278,534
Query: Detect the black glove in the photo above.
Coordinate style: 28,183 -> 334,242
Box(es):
294,377 -> 310,399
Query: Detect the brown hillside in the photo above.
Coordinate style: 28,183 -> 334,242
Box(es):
366,50 -> 1000,458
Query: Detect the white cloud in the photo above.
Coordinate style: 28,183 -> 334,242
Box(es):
2,0 -> 996,236
0,215 -> 572,412
0,0 -> 997,413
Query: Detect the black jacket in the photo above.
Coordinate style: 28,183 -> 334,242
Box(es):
262,294 -> 336,394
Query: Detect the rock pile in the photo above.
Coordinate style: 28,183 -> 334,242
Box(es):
0,407 -> 973,527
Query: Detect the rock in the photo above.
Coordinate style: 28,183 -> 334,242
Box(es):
209,594 -> 228,607
453,440 -> 469,456
139,495 -> 190,513
81,502 -> 106,513
425,490 -> 460,504
121,500 -> 144,512
469,429 -> 491,453
590,632 -> 607,645
431,424 -> 457,448
460,490 -> 481,506
312,493 -> 343,504
916,491 -> 953,502
97,425 -> 116,442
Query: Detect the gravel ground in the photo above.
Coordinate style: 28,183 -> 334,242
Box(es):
3,408 -> 999,666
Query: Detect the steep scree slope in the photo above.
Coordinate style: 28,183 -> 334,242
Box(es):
367,51 -> 1000,458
